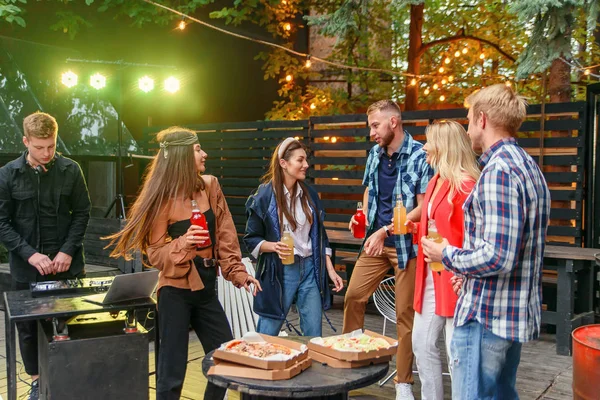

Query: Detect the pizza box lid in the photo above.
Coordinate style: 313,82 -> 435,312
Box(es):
307,329 -> 398,361
213,333 -> 309,370
208,356 -> 312,380
308,349 -> 391,369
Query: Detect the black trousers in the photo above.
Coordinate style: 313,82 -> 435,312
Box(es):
12,270 -> 85,376
157,282 -> 233,400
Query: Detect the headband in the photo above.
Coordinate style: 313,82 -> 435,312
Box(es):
159,135 -> 199,158
277,137 -> 299,159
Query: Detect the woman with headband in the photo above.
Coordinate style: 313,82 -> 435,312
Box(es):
105,127 -> 261,400
244,137 -> 343,336
406,120 -> 479,400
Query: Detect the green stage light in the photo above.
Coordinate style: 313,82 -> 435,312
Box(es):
139,76 -> 154,93
164,77 -> 180,93
90,73 -> 106,90
61,71 -> 78,88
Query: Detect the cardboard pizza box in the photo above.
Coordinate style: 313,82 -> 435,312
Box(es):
212,333 -> 309,370
307,330 -> 398,362
208,356 -> 312,381
309,349 -> 392,369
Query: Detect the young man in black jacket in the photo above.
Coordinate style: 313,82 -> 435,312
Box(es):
0,111 -> 91,400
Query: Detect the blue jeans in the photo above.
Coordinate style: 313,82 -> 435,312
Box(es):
450,320 -> 522,400
257,255 -> 323,336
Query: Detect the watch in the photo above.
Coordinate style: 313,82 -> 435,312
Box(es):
383,225 -> 392,237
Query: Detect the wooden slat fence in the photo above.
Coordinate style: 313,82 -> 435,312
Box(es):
143,101 -> 588,256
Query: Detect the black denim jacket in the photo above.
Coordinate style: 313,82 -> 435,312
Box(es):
0,152 -> 91,282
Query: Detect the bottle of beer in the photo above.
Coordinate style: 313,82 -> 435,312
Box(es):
190,200 -> 212,248
281,225 -> 295,265
426,220 -> 444,274
393,194 -> 407,235
353,202 -> 366,239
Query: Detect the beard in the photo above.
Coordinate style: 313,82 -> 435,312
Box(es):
378,127 -> 394,148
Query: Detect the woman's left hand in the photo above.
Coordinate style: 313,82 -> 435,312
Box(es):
243,275 -> 262,296
328,268 -> 344,292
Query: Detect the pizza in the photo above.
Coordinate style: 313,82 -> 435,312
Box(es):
320,334 -> 392,352
224,340 -> 294,358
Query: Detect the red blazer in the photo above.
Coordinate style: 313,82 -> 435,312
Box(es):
413,174 -> 475,317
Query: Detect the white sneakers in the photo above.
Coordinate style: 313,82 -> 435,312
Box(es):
395,383 -> 415,400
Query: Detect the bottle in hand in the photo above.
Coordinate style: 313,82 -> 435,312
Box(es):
393,194 -> 407,234
353,201 -> 366,239
426,220 -> 444,273
281,225 -> 295,265
190,200 -> 212,248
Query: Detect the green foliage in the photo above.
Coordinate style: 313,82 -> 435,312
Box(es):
0,0 -> 27,27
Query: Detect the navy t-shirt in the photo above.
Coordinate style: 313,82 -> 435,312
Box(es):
375,150 -> 399,247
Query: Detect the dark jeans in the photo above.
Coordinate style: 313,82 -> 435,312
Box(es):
12,269 -> 85,376
157,282 -> 233,400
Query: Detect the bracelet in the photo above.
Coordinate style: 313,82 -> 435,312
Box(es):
382,225 -> 391,237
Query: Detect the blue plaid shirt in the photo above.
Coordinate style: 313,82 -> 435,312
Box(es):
363,132 -> 432,269
442,137 -> 551,343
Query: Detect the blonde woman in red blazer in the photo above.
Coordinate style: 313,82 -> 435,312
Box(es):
406,120 -> 480,400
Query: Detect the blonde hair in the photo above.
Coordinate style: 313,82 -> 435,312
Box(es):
23,112 -> 58,139
464,84 -> 527,136
425,120 -> 480,217
367,99 -> 402,117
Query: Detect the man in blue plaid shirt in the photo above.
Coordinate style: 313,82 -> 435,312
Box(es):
423,84 -> 551,399
344,100 -> 433,400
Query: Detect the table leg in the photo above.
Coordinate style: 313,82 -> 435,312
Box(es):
556,261 -> 574,356
5,311 -> 16,400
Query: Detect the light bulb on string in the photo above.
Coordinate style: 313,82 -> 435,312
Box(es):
462,48 -> 468,54
439,95 -> 445,101
424,88 -> 430,95
448,75 -> 454,82
283,23 -> 292,31
305,59 -> 312,68
438,67 -> 445,73
61,71 -> 78,88
584,69 -> 591,76
178,18 -> 186,30
479,53 -> 485,60
441,78 -> 447,84
285,74 -> 293,82
454,51 -> 461,57
444,57 -> 451,64
310,103 -> 316,110
410,78 -> 417,86
433,83 -> 439,90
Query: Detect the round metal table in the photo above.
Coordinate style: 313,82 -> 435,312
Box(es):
201,350 -> 389,400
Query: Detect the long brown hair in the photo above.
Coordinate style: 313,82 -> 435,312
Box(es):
104,127 -> 205,259
261,139 -> 313,232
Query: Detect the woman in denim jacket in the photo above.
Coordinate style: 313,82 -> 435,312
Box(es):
244,137 -> 343,336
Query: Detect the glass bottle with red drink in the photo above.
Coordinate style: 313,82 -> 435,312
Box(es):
190,200 -> 212,248
353,201 -> 366,239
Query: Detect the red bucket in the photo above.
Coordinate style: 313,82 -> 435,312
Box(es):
572,324 -> 600,400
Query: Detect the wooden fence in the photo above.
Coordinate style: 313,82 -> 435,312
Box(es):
143,101 -> 589,255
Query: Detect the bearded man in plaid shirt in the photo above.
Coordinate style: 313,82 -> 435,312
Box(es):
423,84 -> 551,399
344,100 -> 433,400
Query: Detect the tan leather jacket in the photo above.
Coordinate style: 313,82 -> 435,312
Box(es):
147,175 -> 249,292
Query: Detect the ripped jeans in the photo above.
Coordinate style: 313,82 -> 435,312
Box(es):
450,320 -> 522,400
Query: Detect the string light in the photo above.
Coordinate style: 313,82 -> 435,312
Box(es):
438,67 -> 445,73
305,58 -> 312,68
424,88 -> 430,95
138,76 -> 154,93
441,78 -> 447,84
448,75 -> 454,82
410,78 -> 417,86
439,95 -> 445,101
479,53 -> 485,60
331,137 -> 337,143
444,57 -> 451,64
164,77 -> 180,93
310,103 -> 316,110
178,19 -> 186,30
283,23 -> 292,31
323,136 -> 330,141
433,83 -> 439,90
294,136 -> 300,140
285,74 -> 293,82
462,48 -> 468,54
454,51 -> 461,57
584,69 -> 591,76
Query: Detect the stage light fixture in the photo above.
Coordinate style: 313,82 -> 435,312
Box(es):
139,76 -> 154,93
164,77 -> 180,93
90,73 -> 106,90
61,71 -> 78,88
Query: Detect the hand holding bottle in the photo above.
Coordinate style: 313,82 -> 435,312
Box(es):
184,225 -> 211,250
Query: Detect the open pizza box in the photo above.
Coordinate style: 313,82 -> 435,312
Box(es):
307,329 -> 398,362
212,332 -> 309,370
208,357 -> 312,381
309,349 -> 392,369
